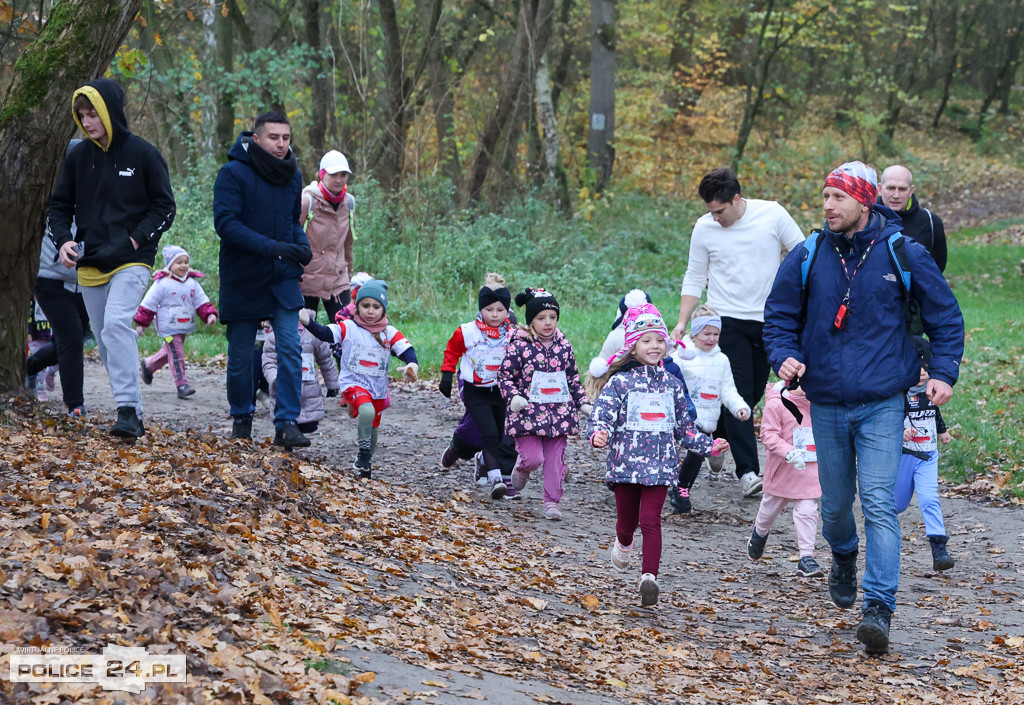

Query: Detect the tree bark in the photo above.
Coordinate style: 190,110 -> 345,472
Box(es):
418,0 -> 460,188
216,0 -> 237,155
0,0 -> 143,392
377,0 -> 408,194
588,0 -> 615,193
304,0 -> 330,173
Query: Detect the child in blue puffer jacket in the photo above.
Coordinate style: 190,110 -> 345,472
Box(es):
586,303 -> 727,607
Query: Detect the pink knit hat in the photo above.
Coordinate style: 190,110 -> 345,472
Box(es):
589,303 -> 688,377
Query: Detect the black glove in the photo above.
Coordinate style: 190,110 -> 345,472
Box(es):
272,243 -> 306,265
438,371 -> 454,398
326,388 -> 340,398
296,244 -> 313,266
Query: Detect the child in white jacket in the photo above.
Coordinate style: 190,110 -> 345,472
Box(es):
668,306 -> 749,512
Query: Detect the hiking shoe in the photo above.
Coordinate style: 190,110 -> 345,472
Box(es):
140,360 -> 154,385
928,535 -> 955,571
747,528 -> 769,560
111,406 -> 145,439
543,501 -> 562,521
510,468 -> 530,491
440,443 -> 459,470
474,452 -> 488,485
639,573 -> 659,606
828,550 -> 859,608
796,556 -> 824,577
273,423 -> 311,449
669,485 -> 692,514
856,600 -> 893,655
503,480 -> 521,499
740,472 -> 763,497
610,540 -> 632,573
232,417 -> 252,439
68,406 -> 86,419
490,477 -> 507,500
176,384 -> 196,399
353,448 -> 373,479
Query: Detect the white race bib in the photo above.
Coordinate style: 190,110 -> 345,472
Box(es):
255,324 -> 270,343
693,378 -> 721,409
347,344 -> 389,378
625,392 -> 676,433
301,352 -> 317,382
792,426 -> 817,463
471,346 -> 506,382
904,417 -> 937,452
165,306 -> 195,334
529,370 -> 569,403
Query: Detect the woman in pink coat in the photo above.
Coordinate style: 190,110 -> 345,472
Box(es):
747,382 -> 823,578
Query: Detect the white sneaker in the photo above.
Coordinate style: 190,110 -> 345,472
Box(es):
543,501 -> 562,521
639,573 -> 659,606
610,540 -> 632,573
740,472 -> 763,497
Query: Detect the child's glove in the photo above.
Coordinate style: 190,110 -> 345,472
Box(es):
438,371 -> 454,398
401,362 -> 419,381
510,395 -> 528,413
298,308 -> 312,326
785,448 -> 806,471
326,388 -> 340,398
579,403 -> 593,417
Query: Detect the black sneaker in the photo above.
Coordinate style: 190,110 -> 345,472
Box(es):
828,550 -> 859,608
669,486 -> 692,514
796,556 -> 824,577
928,535 -> 955,571
140,360 -> 153,385
111,406 -> 145,439
856,600 -> 893,655
474,452 -> 488,485
747,528 -> 769,560
273,423 -> 311,449
176,384 -> 196,399
232,417 -> 252,439
440,443 -> 459,469
354,448 -> 372,479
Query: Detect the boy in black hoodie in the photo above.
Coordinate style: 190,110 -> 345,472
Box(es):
47,78 -> 176,439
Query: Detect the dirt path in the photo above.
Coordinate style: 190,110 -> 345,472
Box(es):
68,358 -> 1024,702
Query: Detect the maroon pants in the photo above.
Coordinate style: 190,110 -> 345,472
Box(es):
613,484 -> 668,576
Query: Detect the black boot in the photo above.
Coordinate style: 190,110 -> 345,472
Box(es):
354,448 -> 373,479
273,423 -> 311,449
856,600 -> 893,655
231,416 -> 252,440
828,549 -> 858,608
111,406 -> 145,439
928,535 -> 955,571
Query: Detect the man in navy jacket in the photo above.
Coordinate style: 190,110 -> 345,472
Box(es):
214,111 -> 312,448
763,161 -> 964,656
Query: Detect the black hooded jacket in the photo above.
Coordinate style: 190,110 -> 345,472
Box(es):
47,78 -> 176,276
879,193 -> 947,273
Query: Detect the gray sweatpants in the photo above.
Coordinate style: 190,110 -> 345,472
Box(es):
80,266 -> 149,411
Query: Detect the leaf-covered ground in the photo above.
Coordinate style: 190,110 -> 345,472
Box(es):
1,362 -> 1022,704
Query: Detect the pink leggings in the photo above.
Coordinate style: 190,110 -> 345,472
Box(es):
754,493 -> 819,557
613,484 -> 669,576
513,435 -> 568,504
145,333 -> 189,387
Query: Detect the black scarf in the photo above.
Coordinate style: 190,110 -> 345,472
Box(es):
248,141 -> 298,185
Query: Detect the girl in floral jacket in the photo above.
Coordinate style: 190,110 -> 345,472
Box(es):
587,303 -> 727,606
499,288 -> 591,521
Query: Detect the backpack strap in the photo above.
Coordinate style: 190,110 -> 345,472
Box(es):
924,208 -> 934,250
799,230 -> 824,325
886,232 -> 923,335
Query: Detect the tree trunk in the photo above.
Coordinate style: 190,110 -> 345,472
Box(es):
418,0 -> 460,188
216,0 -> 237,155
588,0 -> 615,193
0,0 -> 142,392
377,0 -> 408,194
304,0 -> 330,173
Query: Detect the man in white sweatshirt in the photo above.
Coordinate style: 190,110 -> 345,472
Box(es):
670,167 -> 805,497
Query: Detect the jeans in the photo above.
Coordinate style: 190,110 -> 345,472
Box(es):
226,304 -> 301,427
80,266 -> 149,410
810,395 -> 904,612
895,451 -> 946,536
717,317 -> 771,478
33,277 -> 89,412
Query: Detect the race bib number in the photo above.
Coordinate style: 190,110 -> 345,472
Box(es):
693,378 -> 721,409
347,344 -> 389,378
792,426 -> 817,463
904,417 -> 937,452
625,392 -> 676,433
471,346 -> 506,382
165,306 -> 195,334
301,352 -> 317,382
255,324 -> 270,343
529,370 -> 569,404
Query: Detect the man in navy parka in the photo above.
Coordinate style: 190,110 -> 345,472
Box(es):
762,161 -> 964,656
213,111 -> 313,448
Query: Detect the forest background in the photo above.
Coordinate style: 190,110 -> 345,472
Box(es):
1,0 -> 1023,493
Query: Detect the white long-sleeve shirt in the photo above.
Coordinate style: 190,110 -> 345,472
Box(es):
680,198 -> 804,321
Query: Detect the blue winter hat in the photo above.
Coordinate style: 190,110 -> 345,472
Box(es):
356,279 -> 389,310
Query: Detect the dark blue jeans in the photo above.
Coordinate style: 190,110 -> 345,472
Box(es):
226,305 -> 301,428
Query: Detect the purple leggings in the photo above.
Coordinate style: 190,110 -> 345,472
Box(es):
613,484 -> 669,576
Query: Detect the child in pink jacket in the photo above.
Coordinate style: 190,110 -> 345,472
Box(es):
747,381 -> 823,578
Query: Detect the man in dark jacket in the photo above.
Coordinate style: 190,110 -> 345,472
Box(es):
47,78 -> 176,438
879,165 -> 947,272
763,161 -> 964,656
214,111 -> 312,448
